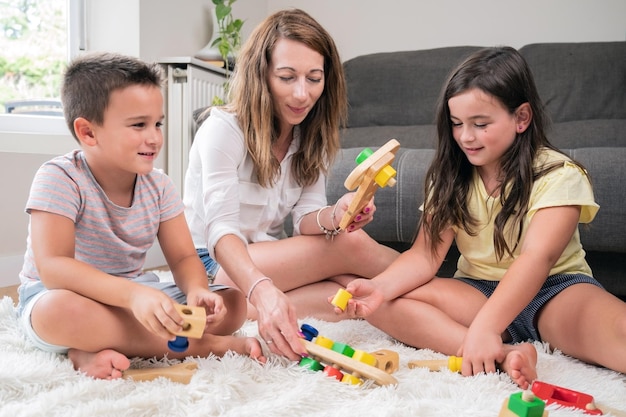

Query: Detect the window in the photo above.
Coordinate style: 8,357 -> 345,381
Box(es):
0,0 -> 68,116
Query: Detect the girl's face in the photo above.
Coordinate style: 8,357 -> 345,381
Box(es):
267,38 -> 325,135
448,88 -> 519,176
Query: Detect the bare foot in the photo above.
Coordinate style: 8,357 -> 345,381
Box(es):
240,336 -> 266,364
500,343 -> 537,389
68,348 -> 131,380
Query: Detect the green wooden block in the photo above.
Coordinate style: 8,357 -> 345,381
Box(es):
508,392 -> 545,417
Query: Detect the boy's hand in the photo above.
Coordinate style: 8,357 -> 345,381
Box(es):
329,278 -> 385,318
186,288 -> 227,329
128,285 -> 186,341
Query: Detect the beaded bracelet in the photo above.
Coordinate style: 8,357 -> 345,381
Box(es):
316,205 -> 341,241
247,277 -> 273,300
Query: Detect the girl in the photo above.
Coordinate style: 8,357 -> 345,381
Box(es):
336,46 -> 626,389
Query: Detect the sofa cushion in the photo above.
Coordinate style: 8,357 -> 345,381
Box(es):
340,124 -> 437,149
520,42 -> 626,123
550,119 -> 626,149
564,147 -> 626,253
343,46 -> 482,128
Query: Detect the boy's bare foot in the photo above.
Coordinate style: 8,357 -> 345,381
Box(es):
242,336 -> 267,363
68,348 -> 131,380
500,343 -> 537,389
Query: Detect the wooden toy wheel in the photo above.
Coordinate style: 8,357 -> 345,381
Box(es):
299,357 -> 323,371
341,373 -> 362,385
323,365 -> 344,381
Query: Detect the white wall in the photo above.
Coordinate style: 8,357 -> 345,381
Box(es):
1,0 -> 625,287
266,0 -> 626,61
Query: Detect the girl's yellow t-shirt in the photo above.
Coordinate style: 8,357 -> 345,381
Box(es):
453,148 -> 599,281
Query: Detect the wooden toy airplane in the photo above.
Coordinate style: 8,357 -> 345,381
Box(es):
298,324 -> 398,387
339,139 -> 400,230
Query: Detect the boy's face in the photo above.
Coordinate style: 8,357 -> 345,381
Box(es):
91,84 -> 164,176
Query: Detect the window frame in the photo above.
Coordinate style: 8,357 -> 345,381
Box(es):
0,0 -> 83,144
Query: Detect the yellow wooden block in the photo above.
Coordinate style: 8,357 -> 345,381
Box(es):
172,304 -> 206,339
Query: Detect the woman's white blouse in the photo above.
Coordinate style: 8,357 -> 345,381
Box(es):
183,108 -> 327,258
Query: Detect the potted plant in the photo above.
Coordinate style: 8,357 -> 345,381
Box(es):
211,0 -> 244,72
195,0 -> 244,104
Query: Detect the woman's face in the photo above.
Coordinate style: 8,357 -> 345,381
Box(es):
267,38 -> 325,133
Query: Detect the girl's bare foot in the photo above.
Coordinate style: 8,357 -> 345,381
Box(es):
68,348 -> 131,380
500,343 -> 537,389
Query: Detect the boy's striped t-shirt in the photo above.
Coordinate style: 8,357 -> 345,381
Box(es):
19,150 -> 183,289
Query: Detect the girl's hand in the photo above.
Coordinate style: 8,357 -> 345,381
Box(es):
334,193 -> 376,233
186,287 -> 227,329
457,324 -> 505,377
330,278 -> 385,318
128,285 -> 186,341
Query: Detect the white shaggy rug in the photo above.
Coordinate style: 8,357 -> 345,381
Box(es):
1,295 -> 625,417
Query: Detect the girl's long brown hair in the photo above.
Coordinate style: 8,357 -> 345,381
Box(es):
423,46 -> 589,260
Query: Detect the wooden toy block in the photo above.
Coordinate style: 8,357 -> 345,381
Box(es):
330,288 -> 352,311
297,324 -> 398,387
172,303 -> 206,339
339,139 -> 400,230
499,391 -> 548,417
531,381 -> 603,415
167,304 -> 206,352
123,362 -> 198,384
370,349 -> 399,374
408,355 -> 463,372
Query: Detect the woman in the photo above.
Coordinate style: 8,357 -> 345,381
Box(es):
183,9 -> 399,360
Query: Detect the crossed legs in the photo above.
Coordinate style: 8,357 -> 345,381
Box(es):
29,287 -> 264,379
364,277 -> 537,388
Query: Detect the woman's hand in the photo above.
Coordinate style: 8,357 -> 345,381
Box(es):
248,279 -> 306,361
330,278 -> 385,318
334,192 -> 376,232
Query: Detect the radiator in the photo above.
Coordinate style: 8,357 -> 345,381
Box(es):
159,58 -> 226,195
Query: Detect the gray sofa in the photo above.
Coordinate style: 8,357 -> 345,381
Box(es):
326,42 -> 626,298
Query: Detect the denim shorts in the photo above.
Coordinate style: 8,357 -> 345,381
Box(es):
19,271 -> 228,354
455,273 -> 604,343
196,248 -> 221,283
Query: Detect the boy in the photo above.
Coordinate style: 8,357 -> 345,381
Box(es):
17,52 -> 264,379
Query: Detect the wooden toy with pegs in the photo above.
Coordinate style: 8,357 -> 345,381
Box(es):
339,139 -> 400,230
408,355 -> 463,372
298,324 -> 398,386
498,390 -> 548,417
167,303 -> 206,353
123,362 -> 198,384
531,381 -> 609,416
